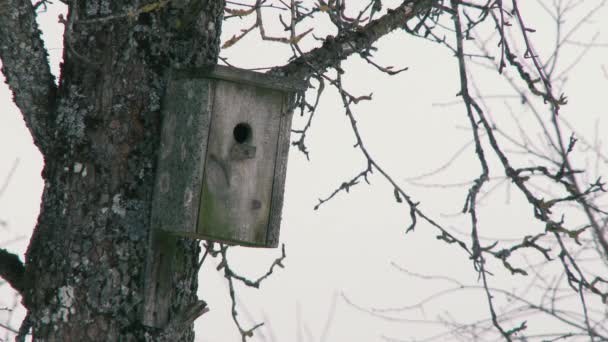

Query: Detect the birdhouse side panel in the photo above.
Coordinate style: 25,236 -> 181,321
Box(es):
152,78 -> 213,234
198,80 -> 284,246
265,96 -> 295,247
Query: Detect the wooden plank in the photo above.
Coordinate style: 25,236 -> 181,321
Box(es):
197,80 -> 283,246
142,230 -> 177,327
174,65 -> 307,93
151,78 -> 213,234
145,78 -> 213,328
266,94 -> 295,247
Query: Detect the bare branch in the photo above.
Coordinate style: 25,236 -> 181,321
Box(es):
0,0 -> 57,154
15,312 -> 32,342
0,248 -> 25,295
205,243 -> 287,341
270,0 -> 434,79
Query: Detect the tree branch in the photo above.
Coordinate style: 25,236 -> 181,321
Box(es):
270,0 -> 433,79
0,0 -> 57,154
0,248 -> 25,295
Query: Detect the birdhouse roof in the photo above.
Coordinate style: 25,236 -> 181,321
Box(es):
173,65 -> 307,93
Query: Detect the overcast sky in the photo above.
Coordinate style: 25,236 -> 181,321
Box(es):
1,1 -> 607,341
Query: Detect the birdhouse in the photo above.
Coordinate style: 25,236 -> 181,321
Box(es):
151,66 -> 304,248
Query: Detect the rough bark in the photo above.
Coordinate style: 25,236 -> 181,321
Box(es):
2,0 -> 224,340
0,0 -> 434,340
0,0 -> 56,154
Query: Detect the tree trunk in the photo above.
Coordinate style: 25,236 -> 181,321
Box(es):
21,1 -> 224,340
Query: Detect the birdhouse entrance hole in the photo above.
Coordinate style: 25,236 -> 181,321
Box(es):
233,122 -> 252,144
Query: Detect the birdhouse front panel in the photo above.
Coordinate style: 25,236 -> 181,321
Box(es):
152,66 -> 302,248
199,80 -> 285,246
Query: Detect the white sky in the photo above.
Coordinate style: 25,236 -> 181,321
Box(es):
1,1 -> 607,341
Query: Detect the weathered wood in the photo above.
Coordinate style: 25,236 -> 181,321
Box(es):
174,65 -> 306,93
151,67 -> 296,248
266,96 -> 295,247
145,78 -> 213,328
198,80 -> 283,246
142,231 -> 178,327
151,78 -> 213,235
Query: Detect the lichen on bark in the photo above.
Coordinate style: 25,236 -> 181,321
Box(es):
1,1 -> 225,340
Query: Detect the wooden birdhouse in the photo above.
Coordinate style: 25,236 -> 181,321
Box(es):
151,66 -> 304,248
